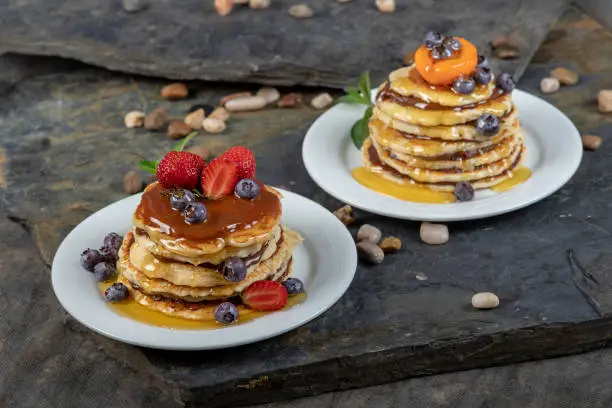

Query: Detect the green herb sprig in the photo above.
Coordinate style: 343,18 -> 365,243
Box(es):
137,132 -> 197,174
338,71 -> 373,149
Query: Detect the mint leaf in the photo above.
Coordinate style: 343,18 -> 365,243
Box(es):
173,132 -> 197,152
338,94 -> 366,104
350,106 -> 373,149
138,160 -> 158,174
358,71 -> 371,102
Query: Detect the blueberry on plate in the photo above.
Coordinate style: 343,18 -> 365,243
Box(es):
214,302 -> 239,324
100,246 -> 119,264
235,178 -> 260,199
497,72 -> 516,93
103,232 -> 123,252
104,283 -> 129,302
477,54 -> 489,68
80,248 -> 105,272
452,76 -> 476,94
282,278 -> 304,296
94,262 -> 117,282
170,189 -> 195,211
183,202 -> 207,224
476,114 -> 500,136
423,31 -> 445,49
222,257 -> 247,282
454,182 -> 475,202
473,67 -> 492,85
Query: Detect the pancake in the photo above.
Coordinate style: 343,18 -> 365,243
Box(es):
134,182 -> 282,257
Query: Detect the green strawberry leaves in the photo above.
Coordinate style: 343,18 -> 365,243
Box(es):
338,71 -> 374,149
137,132 -> 197,174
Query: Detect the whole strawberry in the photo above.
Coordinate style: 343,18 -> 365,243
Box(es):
156,151 -> 205,189
220,146 -> 256,180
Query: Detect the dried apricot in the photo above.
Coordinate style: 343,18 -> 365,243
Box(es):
414,37 -> 478,86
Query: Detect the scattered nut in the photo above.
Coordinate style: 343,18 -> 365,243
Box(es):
597,90 -> 612,113
415,272 -> 428,281
184,109 -> 205,130
121,0 -> 146,12
188,104 -> 214,116
376,0 -> 395,12
356,241 -> 385,264
333,205 -> 354,225
209,107 -> 231,122
379,237 -> 401,253
186,145 -> 210,159
471,292 -> 500,309
289,4 -> 314,18
123,170 -> 142,194
278,93 -> 303,108
167,121 -> 191,139
249,0 -> 270,9
311,93 -> 334,110
356,224 -> 382,244
202,117 -> 226,134
221,92 -> 252,106
540,77 -> 560,94
550,67 -> 579,85
124,111 -> 145,128
256,87 -> 280,104
420,222 -> 449,245
582,134 -> 602,151
161,83 -> 189,100
225,96 -> 267,112
215,0 -> 233,15
493,44 -> 519,59
144,108 -> 168,130
489,35 -> 509,48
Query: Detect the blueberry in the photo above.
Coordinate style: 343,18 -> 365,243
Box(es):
183,202 -> 207,224
282,278 -> 304,296
221,257 -> 247,282
423,31 -> 445,49
452,76 -> 476,94
496,72 -> 516,93
214,302 -> 239,325
477,54 -> 489,68
170,189 -> 195,211
94,262 -> 117,282
234,178 -> 260,199
100,246 -> 119,264
103,232 -> 123,252
476,114 -> 500,136
454,182 -> 475,202
187,104 -> 214,116
431,46 -> 453,60
473,67 -> 492,85
444,37 -> 461,52
80,249 -> 105,272
104,283 -> 129,302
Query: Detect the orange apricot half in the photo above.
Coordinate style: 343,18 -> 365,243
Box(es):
414,37 -> 478,86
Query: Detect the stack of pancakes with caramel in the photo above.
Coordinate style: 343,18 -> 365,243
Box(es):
117,182 -> 302,321
362,64 -> 524,192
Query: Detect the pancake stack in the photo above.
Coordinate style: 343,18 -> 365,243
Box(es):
362,64 -> 524,192
117,182 -> 302,321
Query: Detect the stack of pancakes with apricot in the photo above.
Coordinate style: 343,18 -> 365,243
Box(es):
117,146 -> 303,325
362,32 -> 524,196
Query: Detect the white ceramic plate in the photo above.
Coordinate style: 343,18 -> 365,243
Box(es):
52,189 -> 357,350
302,89 -> 582,221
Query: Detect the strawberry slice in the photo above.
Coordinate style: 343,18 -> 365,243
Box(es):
200,158 -> 240,199
242,281 -> 288,311
219,146 -> 256,180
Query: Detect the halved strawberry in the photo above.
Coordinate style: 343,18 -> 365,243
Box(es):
200,157 -> 239,199
242,281 -> 288,311
219,146 -> 256,180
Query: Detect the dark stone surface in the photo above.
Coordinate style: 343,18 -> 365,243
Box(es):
2,5 -> 612,408
0,0 -> 568,88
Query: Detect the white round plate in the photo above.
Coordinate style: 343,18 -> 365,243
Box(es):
52,189 -> 357,350
303,89 -> 582,221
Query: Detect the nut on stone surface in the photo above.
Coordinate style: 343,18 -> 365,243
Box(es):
278,93 -> 303,108
186,145 -> 210,159
124,111 -> 145,128
249,0 -> 270,9
122,0 -> 147,12
167,121 -> 191,139
209,106 -> 230,122
550,67 -> 579,85
311,93 -> 334,110
289,4 -> 314,18
379,237 -> 401,253
489,35 -> 509,48
160,83 -> 189,100
225,96 -> 267,112
144,108 -> 168,130
221,92 -> 252,106
184,109 -> 205,130
597,90 -> 612,113
540,77 -> 560,94
256,87 -> 280,104
376,0 -> 395,13
582,135 -> 602,151
420,222 -> 449,245
123,170 -> 142,194
356,224 -> 382,244
471,292 -> 500,309
333,204 -> 354,225
493,44 -> 519,59
215,0 -> 234,16
202,117 -> 226,134
356,241 -> 385,264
